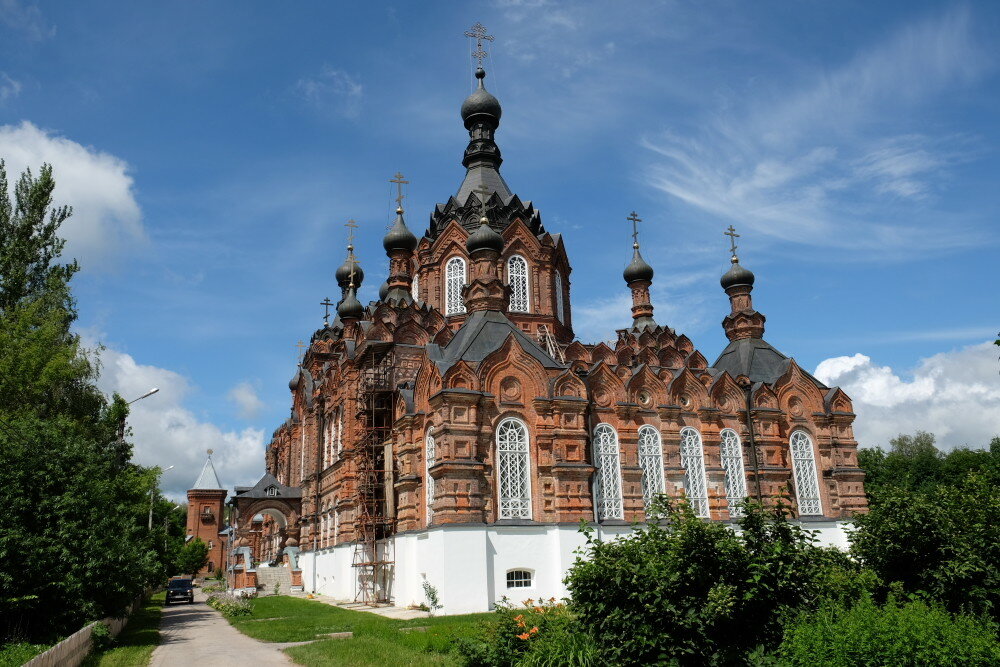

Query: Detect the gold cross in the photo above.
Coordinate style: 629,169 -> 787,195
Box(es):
473,184 -> 491,222
389,172 -> 408,209
724,225 -> 740,256
344,219 -> 358,245
320,297 -> 335,325
295,340 -> 306,362
627,211 -> 642,247
465,22 -> 494,66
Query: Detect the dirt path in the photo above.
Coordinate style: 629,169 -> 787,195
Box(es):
149,591 -> 295,666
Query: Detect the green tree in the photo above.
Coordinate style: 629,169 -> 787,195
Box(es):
175,539 -> 209,576
0,161 -> 162,643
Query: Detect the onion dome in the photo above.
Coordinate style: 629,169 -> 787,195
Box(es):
721,256 -> 755,290
378,280 -> 389,301
623,246 -> 654,283
466,217 -> 503,254
335,248 -> 364,289
383,207 -> 418,253
337,286 -> 364,320
461,67 -> 502,128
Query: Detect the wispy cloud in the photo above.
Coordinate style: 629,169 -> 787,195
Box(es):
0,0 -> 54,41
228,380 -> 264,420
642,8 -> 988,256
0,72 -> 21,104
294,66 -> 363,119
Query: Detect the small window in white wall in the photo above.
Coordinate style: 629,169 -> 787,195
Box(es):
638,425 -> 666,509
554,270 -> 564,323
506,569 -> 533,588
720,429 -> 748,517
790,431 -> 822,516
593,424 -> 624,520
679,427 -> 709,517
445,256 -> 467,315
425,432 -> 436,523
507,255 -> 530,312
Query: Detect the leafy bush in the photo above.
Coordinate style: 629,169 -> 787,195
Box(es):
175,539 -> 209,577
206,592 -> 252,618
564,499 -> 868,665
776,596 -> 1000,666
201,582 -> 225,594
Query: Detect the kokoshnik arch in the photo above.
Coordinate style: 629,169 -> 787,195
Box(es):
247,25 -> 868,613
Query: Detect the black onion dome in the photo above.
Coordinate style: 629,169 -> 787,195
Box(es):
466,218 -> 503,254
335,251 -> 364,289
378,281 -> 389,301
383,208 -> 418,253
721,258 -> 755,289
461,67 -> 502,128
623,247 -> 654,283
337,287 -> 364,320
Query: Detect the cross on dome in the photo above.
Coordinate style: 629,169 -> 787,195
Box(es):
627,211 -> 642,249
389,171 -> 408,211
725,225 -> 740,259
465,22 -> 494,66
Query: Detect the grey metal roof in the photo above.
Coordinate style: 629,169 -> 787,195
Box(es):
456,165 -> 513,207
191,456 -> 224,491
711,337 -> 828,389
233,472 -> 302,500
428,310 -> 565,375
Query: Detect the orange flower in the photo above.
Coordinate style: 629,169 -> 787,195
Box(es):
548,597 -> 557,603
533,606 -> 544,614
523,599 -> 534,606
530,626 -> 539,634
514,614 -> 524,622
517,632 -> 531,640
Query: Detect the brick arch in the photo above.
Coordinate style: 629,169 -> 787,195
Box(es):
668,367 -> 710,411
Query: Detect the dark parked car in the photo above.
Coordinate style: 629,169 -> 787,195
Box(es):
165,578 -> 194,605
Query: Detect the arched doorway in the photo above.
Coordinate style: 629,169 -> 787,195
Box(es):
228,473 -> 303,593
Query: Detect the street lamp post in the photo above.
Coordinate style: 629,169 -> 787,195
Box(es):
149,465 -> 174,530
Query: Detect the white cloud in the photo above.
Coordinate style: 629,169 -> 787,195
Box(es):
814,342 -> 1000,450
93,344 -> 266,500
295,66 -> 363,118
0,0 -> 54,41
228,380 -> 264,420
0,73 -> 21,103
0,121 -> 145,267
642,8 -> 986,255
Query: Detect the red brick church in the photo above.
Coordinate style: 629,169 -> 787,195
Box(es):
229,28 -> 867,613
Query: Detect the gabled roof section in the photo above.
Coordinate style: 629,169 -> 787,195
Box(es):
711,337 -> 828,389
232,472 -> 302,500
427,310 -> 565,375
191,455 -> 224,491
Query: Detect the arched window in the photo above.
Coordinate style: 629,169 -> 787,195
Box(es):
593,424 -> 624,520
496,418 -> 532,519
680,427 -> 709,517
554,271 -> 564,323
411,272 -> 420,301
332,498 -> 340,546
638,425 -> 665,509
720,429 -> 748,517
507,255 -> 530,312
790,431 -> 822,516
506,569 -> 533,589
425,432 -> 436,523
445,256 -> 466,315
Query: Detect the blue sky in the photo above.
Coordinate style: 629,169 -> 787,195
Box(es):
1,1 -> 997,497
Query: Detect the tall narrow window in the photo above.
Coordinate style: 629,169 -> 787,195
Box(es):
411,272 -> 420,301
507,255 -> 530,313
332,498 -> 339,546
445,256 -> 466,315
593,424 -> 624,520
790,431 -> 822,516
335,405 -> 344,455
554,271 -> 564,323
425,432 -> 436,523
497,418 -> 532,519
638,425 -> 666,509
720,429 -> 748,517
680,427 -> 709,517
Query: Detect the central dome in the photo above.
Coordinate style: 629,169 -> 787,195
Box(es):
461,67 -> 502,127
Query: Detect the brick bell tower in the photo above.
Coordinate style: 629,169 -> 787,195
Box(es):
186,449 -> 228,574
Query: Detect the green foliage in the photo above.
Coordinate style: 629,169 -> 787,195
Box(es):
0,642 -> 50,666
0,162 -> 163,643
776,596 -> 1000,666
422,579 -> 442,613
851,474 -> 1000,620
175,539 -> 209,577
83,592 -> 164,667
563,499 -> 868,665
206,592 -> 253,618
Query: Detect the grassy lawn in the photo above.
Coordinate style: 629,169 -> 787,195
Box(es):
224,596 -> 492,666
0,642 -> 50,666
82,592 -> 164,666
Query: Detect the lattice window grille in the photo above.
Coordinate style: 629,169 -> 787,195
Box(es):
333,503 -> 339,546
335,405 -> 344,456
554,271 -> 564,323
507,255 -> 530,312
497,418 -> 532,519
593,424 -> 624,520
445,257 -> 466,315
720,429 -> 748,517
411,271 -> 420,301
638,425 -> 666,509
426,433 -> 436,523
680,427 -> 710,517
790,431 -> 823,516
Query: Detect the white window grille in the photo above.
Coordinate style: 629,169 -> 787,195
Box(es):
507,255 -> 530,312
445,256 -> 466,315
497,418 -> 532,519
506,569 -> 533,588
638,425 -> 666,509
554,270 -> 564,323
680,427 -> 709,517
425,432 -> 436,523
333,501 -> 339,546
720,428 -> 748,517
593,424 -> 624,520
336,405 -> 344,455
790,431 -> 822,516
411,272 -> 420,301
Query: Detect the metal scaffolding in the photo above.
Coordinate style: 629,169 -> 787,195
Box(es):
351,343 -> 396,604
